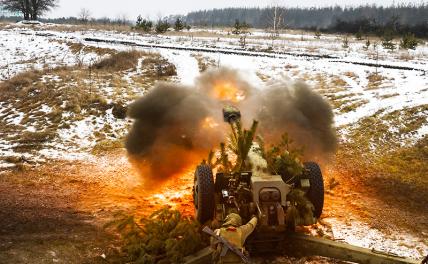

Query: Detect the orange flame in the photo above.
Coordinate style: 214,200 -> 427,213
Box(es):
211,81 -> 245,102
202,117 -> 219,129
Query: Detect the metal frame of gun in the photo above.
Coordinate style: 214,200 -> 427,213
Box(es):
202,226 -> 250,264
422,254 -> 428,264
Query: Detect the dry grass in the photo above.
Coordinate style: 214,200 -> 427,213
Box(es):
191,53 -> 216,72
366,73 -> 385,90
0,22 -> 8,29
398,52 -> 414,61
284,64 -> 298,70
324,93 -> 361,110
94,50 -> 143,71
166,30 -> 225,38
335,105 -> 428,222
0,48 -> 178,156
0,66 -> 110,153
344,71 -> 357,79
256,72 -> 270,82
141,53 -> 177,78
330,76 -> 348,87
65,42 -> 116,56
91,139 -> 124,155
43,23 -> 132,33
0,69 -> 42,93
340,99 -> 369,113
311,73 -> 328,91
378,93 -> 399,99
16,130 -> 56,144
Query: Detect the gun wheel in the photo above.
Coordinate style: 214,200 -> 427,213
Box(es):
193,164 -> 215,223
303,162 -> 324,218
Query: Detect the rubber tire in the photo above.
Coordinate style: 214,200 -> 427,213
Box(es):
194,164 -> 215,223
303,162 -> 324,218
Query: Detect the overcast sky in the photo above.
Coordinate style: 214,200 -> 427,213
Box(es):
47,0 -> 424,19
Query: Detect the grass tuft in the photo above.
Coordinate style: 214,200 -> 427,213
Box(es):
94,50 -> 143,71
0,70 -> 42,92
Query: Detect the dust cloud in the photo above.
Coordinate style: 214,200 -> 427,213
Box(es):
126,67 -> 337,185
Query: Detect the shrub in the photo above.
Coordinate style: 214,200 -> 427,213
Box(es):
155,20 -> 170,34
174,18 -> 185,31
112,103 -> 128,119
381,30 -> 396,51
231,19 -> 250,35
342,36 -> 349,49
136,16 -> 153,33
92,139 -> 123,154
156,63 -> 177,77
16,130 -> 56,144
400,33 -> 419,50
106,207 -> 207,263
93,50 -> 142,71
314,30 -> 321,39
355,28 -> 363,40
0,70 -> 41,92
257,133 -> 304,182
363,38 -> 371,50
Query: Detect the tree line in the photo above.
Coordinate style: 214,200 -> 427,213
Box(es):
185,4 -> 428,38
0,0 -> 57,20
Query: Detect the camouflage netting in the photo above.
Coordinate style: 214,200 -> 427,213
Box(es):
107,207 -> 208,264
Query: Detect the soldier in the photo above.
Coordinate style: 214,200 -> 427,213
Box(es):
210,213 -> 258,264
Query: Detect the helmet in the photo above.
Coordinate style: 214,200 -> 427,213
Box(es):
222,213 -> 242,227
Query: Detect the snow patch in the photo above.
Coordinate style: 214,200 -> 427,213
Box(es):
324,217 -> 428,259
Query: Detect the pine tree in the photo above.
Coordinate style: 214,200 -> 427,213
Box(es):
228,120 -> 258,171
232,19 -> 242,35
174,18 -> 185,31
155,19 -> 170,34
314,30 -> 321,39
136,17 -> 153,32
400,33 -> 419,50
382,30 -> 396,51
363,38 -> 371,50
355,27 -> 363,40
136,15 -> 142,26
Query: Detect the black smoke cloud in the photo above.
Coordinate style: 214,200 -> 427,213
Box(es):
244,81 -> 337,159
126,82 -> 224,185
126,67 -> 337,184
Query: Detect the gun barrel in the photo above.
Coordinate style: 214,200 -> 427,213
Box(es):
223,106 -> 241,124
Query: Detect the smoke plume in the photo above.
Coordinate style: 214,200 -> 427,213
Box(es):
125,82 -> 223,186
126,67 -> 337,184
243,80 -> 337,160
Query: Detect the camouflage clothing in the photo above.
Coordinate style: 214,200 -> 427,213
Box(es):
211,213 -> 258,264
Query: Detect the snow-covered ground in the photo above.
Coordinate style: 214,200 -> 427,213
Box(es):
322,218 -> 428,258
0,29 -> 98,80
0,22 -> 427,260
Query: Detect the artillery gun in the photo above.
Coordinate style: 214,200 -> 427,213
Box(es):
190,107 -> 424,264
193,106 -> 324,249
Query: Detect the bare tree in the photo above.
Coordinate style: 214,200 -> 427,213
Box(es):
0,0 -> 58,20
1,0 -> 31,20
78,8 -> 91,24
30,0 -> 58,20
265,1 -> 285,48
115,13 -> 129,26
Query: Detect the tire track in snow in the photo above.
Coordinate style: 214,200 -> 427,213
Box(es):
158,49 -> 199,85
